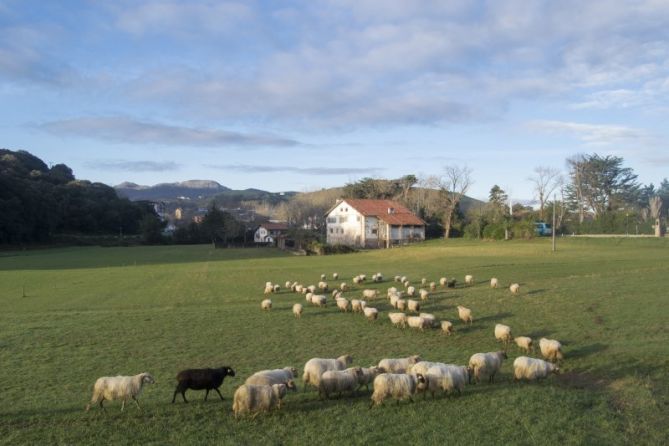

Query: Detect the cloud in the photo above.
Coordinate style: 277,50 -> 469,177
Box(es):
528,120 -> 652,146
39,116 -> 301,148
112,1 -> 253,35
205,164 -> 383,175
85,160 -> 180,172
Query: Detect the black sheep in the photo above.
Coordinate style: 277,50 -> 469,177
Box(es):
172,366 -> 235,403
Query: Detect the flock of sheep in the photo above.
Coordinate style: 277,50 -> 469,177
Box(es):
84,271 -> 564,418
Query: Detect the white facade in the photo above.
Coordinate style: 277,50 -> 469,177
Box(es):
325,200 -> 425,248
326,203 -> 365,246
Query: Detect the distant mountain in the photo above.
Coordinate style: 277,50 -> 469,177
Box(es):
115,180 -> 230,201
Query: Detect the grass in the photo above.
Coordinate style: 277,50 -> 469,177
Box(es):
0,238 -> 667,445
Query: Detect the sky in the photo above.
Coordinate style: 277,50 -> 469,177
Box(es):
1,0 -> 668,202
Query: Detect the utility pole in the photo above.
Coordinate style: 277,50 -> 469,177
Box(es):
552,194 -> 556,252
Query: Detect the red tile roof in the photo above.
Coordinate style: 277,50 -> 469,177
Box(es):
341,199 -> 425,226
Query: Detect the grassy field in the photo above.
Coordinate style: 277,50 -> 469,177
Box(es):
0,239 -> 667,445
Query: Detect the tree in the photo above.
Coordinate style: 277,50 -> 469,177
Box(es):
649,196 -> 665,237
440,165 -> 473,239
566,154 -> 639,219
201,203 -> 226,247
528,166 -> 562,220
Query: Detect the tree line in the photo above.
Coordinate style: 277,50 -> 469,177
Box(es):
0,149 -> 162,245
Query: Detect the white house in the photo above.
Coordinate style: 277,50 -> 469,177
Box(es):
254,222 -> 289,247
325,199 -> 426,248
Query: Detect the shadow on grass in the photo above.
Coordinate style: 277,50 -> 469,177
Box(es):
526,288 -> 548,296
566,343 -> 609,359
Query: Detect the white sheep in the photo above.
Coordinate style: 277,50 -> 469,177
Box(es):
310,294 -> 327,307
439,277 -> 447,287
494,324 -> 513,345
421,278 -> 427,285
232,383 -> 287,418
539,338 -> 564,362
85,373 -> 155,411
264,285 -> 274,295
407,361 -> 444,376
340,282 -> 349,292
378,355 -> 422,374
510,283 -> 520,294
261,299 -> 272,311
273,284 -> 280,293
369,373 -> 428,407
419,289 -> 429,301
295,284 -> 304,294
394,275 -> 401,282
490,277 -> 499,288
389,294 -> 400,309
359,274 -> 367,281
318,367 -> 363,399
336,297 -> 350,312
468,351 -> 507,383
457,305 -> 473,324
372,273 -> 383,282
332,289 -> 342,299
407,299 -> 420,313
400,276 -> 407,284
302,355 -> 353,391
419,312 -> 437,328
514,336 -> 533,353
441,320 -> 454,335
351,299 -> 362,312
307,285 -> 317,293
396,299 -> 407,311
465,274 -> 474,285
387,287 -> 398,298
245,367 -> 298,387
362,289 -> 379,299
388,312 -> 407,328
513,356 -> 559,381
332,273 -> 339,280
320,273 -> 326,281
305,292 -> 313,302
290,281 -> 298,292
363,307 -> 378,321
285,280 -> 292,289
354,366 -> 383,391
403,280 -> 411,288
429,282 -> 437,291
318,281 -> 328,291
425,364 -> 469,397
292,303 -> 303,318
407,316 -> 430,331
406,286 -> 416,297
352,275 -> 362,284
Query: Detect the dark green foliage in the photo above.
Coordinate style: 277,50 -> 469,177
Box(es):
0,149 -> 158,244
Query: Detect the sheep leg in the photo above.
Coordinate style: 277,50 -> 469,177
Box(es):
204,389 -> 210,401
121,399 -> 125,412
214,388 -> 224,401
133,396 -> 142,410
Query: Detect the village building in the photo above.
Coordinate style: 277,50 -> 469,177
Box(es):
325,199 -> 425,248
254,222 -> 290,248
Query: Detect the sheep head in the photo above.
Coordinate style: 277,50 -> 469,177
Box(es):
141,373 -> 155,384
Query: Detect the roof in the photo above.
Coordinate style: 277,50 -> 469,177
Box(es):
333,199 -> 425,226
258,222 -> 289,231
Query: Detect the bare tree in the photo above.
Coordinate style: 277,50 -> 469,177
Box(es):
440,165 -> 473,239
649,196 -> 665,237
528,166 -> 562,220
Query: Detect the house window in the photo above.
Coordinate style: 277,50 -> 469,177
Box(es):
329,228 -> 334,234
339,216 -> 348,223
371,229 -> 378,235
327,217 -> 336,223
356,216 -> 361,221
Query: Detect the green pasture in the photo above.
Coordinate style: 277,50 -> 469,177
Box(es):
0,239 -> 667,445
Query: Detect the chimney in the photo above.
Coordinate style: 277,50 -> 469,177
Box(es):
388,207 -> 394,214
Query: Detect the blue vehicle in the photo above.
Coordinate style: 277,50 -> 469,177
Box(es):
534,222 -> 552,236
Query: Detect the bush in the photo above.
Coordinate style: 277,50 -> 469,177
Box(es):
482,223 -> 506,240
511,220 -> 535,240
